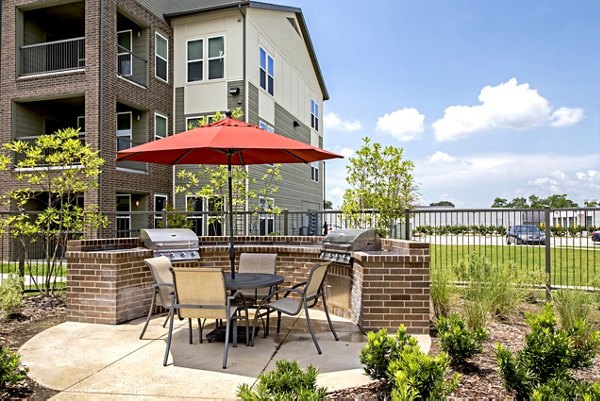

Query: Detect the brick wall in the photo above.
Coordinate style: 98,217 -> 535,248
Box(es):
66,236 -> 430,334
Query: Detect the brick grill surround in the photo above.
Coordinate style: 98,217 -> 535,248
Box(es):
66,236 -> 430,333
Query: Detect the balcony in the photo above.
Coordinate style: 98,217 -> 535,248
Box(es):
15,132 -> 86,166
117,45 -> 148,87
21,37 -> 85,76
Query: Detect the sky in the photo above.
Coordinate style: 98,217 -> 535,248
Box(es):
273,0 -> 600,208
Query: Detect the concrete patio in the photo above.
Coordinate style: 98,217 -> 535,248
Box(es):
19,310 -> 430,400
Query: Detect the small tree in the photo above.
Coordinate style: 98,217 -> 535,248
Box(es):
0,128 -> 106,295
175,109 -> 282,235
341,137 -> 418,237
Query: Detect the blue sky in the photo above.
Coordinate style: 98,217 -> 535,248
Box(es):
274,0 -> 600,208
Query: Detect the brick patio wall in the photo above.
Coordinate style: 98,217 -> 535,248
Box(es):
66,236 -> 430,333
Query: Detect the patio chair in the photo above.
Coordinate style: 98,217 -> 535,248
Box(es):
251,261 -> 339,354
163,267 -> 250,369
238,252 -> 278,335
139,256 -> 174,339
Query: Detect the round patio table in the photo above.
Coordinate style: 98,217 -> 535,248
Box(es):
225,272 -> 284,290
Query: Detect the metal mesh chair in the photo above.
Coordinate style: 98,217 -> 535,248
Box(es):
251,261 -> 338,354
140,256 -> 174,339
163,267 -> 249,369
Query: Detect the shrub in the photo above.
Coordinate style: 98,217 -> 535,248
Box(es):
359,327 -> 414,382
552,289 -> 592,332
430,267 -> 455,318
496,303 -> 600,400
389,345 -> 460,400
436,314 -> 488,366
0,275 -> 24,318
0,346 -> 28,389
237,360 -> 327,401
531,378 -> 600,400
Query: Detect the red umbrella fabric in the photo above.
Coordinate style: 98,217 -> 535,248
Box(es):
116,117 -> 343,278
116,117 -> 342,165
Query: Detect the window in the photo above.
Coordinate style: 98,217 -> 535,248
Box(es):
116,112 -> 132,150
186,115 -> 216,130
208,36 -> 225,80
155,113 -> 168,140
187,36 -> 225,83
259,196 -> 275,235
258,120 -> 274,132
186,196 -> 204,235
311,162 -> 319,182
154,194 -> 167,228
116,194 -> 131,238
117,30 -> 132,76
155,33 -> 168,82
77,116 -> 85,132
259,47 -> 274,95
187,39 -> 203,82
311,99 -> 319,131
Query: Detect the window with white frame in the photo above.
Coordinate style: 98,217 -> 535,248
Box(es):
208,36 -> 225,79
186,195 -> 203,235
258,120 -> 274,132
116,112 -> 132,150
187,39 -> 203,82
117,30 -> 132,76
258,196 -> 275,235
311,161 -> 319,182
311,99 -> 319,131
153,194 -> 167,228
187,36 -> 225,83
155,113 -> 168,140
186,115 -> 216,130
155,32 -> 168,82
259,47 -> 274,95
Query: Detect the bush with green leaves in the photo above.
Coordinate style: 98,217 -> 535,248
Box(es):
237,360 -> 327,401
0,275 -> 24,318
360,326 -> 460,400
552,289 -> 592,332
0,346 -> 28,389
430,267 -> 455,318
435,314 -> 488,366
496,303 -> 600,400
531,378 -> 600,400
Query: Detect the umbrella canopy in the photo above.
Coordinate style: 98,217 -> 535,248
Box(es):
116,117 -> 343,278
116,117 -> 342,165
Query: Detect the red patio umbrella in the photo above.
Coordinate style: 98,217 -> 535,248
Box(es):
116,117 -> 343,278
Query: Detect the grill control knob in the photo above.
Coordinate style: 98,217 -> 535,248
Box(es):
169,253 -> 175,259
180,252 -> 186,258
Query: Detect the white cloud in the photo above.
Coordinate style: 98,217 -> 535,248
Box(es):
433,78 -> 584,141
339,147 -> 354,158
323,112 -> 362,132
550,107 -> 585,127
376,108 -> 425,141
428,151 -> 457,164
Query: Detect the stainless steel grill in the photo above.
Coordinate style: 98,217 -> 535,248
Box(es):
140,228 -> 200,262
320,229 -> 381,265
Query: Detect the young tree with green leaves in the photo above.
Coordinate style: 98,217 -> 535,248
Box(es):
341,137 -> 418,237
0,128 -> 106,295
175,108 -> 282,235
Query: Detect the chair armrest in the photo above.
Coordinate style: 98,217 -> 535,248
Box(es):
228,291 -> 249,308
255,288 -> 305,310
153,283 -> 173,289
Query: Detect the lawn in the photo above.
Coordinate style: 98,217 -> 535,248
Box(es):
430,244 -> 600,288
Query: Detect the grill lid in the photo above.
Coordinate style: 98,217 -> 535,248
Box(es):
140,228 -> 199,250
321,229 -> 381,252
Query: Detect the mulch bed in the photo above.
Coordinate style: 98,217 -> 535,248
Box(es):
2,296 -> 600,400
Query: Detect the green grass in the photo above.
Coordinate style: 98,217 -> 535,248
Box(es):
430,244 -> 600,288
0,261 -> 68,277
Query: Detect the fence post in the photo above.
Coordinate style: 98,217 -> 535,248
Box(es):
162,208 -> 167,228
404,209 -> 410,240
283,209 -> 288,236
544,206 -> 551,300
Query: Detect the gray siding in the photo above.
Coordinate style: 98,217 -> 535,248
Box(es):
175,87 -> 185,133
227,80 -> 244,114
247,82 -> 259,125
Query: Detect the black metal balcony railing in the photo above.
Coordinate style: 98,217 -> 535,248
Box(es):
20,37 -> 85,76
15,133 -> 86,165
117,45 -> 147,87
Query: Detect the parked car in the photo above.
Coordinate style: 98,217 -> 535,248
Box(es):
506,225 -> 546,245
592,230 -> 600,242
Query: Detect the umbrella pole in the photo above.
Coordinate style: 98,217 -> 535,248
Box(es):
227,154 -> 235,279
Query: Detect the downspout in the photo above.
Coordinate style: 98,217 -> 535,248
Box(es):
239,4 -> 250,233
98,0 -> 105,237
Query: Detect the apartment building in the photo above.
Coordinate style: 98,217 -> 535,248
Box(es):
0,0 -> 327,237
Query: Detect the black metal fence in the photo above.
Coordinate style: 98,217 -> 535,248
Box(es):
0,208 -> 598,291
